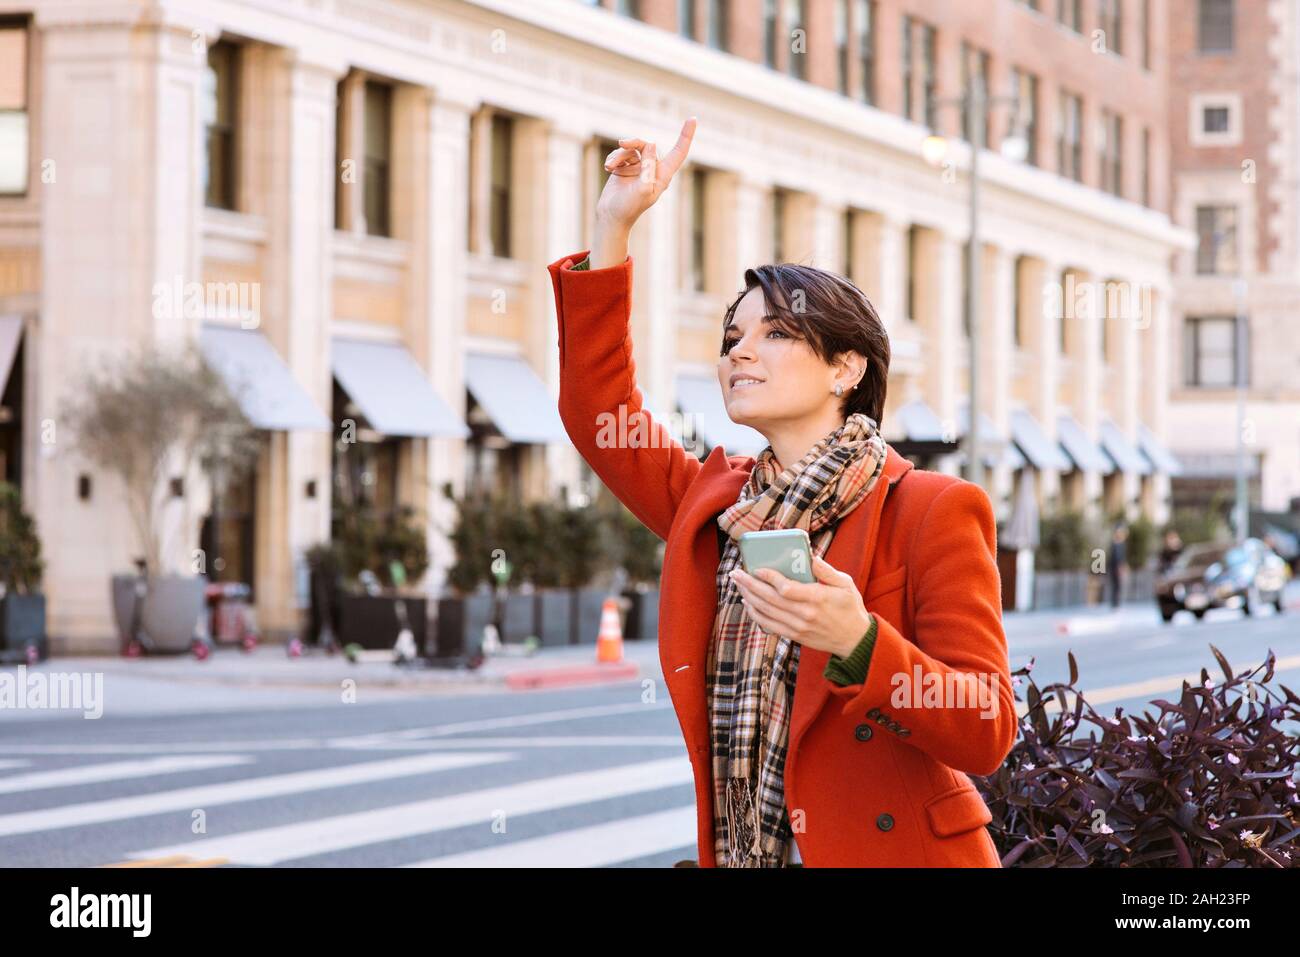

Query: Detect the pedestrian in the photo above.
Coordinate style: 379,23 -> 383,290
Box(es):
546,118 -> 1014,867
1108,524 -> 1128,609
1158,528 -> 1184,574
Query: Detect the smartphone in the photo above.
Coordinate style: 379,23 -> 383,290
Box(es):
738,529 -> 815,584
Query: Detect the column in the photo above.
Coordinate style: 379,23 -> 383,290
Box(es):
407,88 -> 476,591
1035,257 -> 1062,505
810,197 -> 844,274
1071,268 -> 1104,518
536,118 -> 590,501
259,47 -> 344,638
926,230 -> 962,469
987,245 -> 1015,511
35,8 -> 208,649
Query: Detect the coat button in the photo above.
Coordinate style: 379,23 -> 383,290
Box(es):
854,723 -> 874,741
876,813 -> 894,832
866,708 -> 880,719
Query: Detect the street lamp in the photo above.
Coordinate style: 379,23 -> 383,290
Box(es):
921,83 -> 1026,491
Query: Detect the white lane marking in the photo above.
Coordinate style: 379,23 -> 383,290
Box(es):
326,701 -> 673,748
0,739 -> 329,755
403,805 -> 698,868
0,752 -> 510,838
331,736 -> 684,750
0,755 -> 253,795
129,756 -> 695,866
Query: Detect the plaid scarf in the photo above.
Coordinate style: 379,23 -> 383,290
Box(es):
706,412 -> 887,867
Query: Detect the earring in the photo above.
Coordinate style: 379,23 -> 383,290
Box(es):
834,384 -> 844,397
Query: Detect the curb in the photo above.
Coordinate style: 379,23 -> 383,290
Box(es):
503,661 -> 641,691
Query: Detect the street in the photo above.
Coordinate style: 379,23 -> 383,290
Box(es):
0,589 -> 1296,868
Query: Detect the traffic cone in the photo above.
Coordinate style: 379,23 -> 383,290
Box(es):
596,596 -> 624,663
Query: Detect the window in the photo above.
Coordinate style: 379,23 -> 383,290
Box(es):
1057,0 -> 1081,32
1057,90 -> 1082,182
489,113 -> 513,257
920,23 -> 937,131
855,0 -> 875,105
1059,269 -> 1071,353
764,0 -> 778,66
690,167 -> 707,291
679,0 -> 695,38
0,22 -> 29,196
334,77 -> 347,230
900,15 -> 914,122
835,0 -> 849,95
1184,316 -> 1246,387
203,41 -> 239,210
1098,0 -> 1122,55
1203,106 -> 1229,133
1013,256 -> 1028,348
1099,109 -> 1122,197
1140,126 -> 1150,206
906,225 -> 921,321
363,81 -> 392,237
842,209 -> 855,282
1010,68 -> 1039,166
772,188 -> 786,262
1198,0 -> 1234,53
961,42 -> 990,146
1141,0 -> 1150,68
1195,205 -> 1238,275
960,240 -> 971,338
1190,93 -> 1241,146
615,0 -> 641,18
706,0 -> 728,51
787,0 -> 807,80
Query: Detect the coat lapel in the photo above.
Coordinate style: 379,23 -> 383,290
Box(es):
661,444 -> 914,760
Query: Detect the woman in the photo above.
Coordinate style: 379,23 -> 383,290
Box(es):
546,118 -> 1015,867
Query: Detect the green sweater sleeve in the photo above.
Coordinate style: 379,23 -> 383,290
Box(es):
571,255 -> 591,270
823,614 -> 877,686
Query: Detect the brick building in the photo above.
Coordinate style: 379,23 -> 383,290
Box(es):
1166,0 -> 1300,519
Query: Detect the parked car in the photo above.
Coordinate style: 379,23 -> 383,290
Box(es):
1155,538 -> 1291,623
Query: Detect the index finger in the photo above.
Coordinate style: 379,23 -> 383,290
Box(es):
655,117 -> 697,185
749,567 -> 822,603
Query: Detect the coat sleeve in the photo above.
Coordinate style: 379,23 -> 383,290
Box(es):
546,248 -> 705,542
826,480 -> 1017,777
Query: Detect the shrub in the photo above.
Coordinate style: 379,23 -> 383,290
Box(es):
1038,510 -> 1090,572
1125,514 -> 1156,570
0,482 -> 43,594
978,646 -> 1300,867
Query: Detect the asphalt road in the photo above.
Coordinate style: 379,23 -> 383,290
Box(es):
0,591 -> 1295,868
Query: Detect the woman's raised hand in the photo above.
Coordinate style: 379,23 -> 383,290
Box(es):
595,117 -> 698,232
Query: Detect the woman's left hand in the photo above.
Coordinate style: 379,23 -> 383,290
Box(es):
730,556 -> 873,659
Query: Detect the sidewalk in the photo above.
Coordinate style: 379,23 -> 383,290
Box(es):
31,638 -> 663,694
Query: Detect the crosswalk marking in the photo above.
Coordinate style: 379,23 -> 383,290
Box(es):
334,735 -> 684,750
403,805 -> 698,867
0,760 -> 29,771
0,755 -> 253,795
0,751 -> 510,838
129,756 -> 695,866
326,701 -> 673,748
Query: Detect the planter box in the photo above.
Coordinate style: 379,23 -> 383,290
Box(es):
621,587 -> 658,642
500,592 -> 536,644
571,588 -> 609,645
435,593 -> 492,659
1033,570 -> 1092,610
337,593 -> 428,651
0,593 -> 47,663
535,589 -> 574,648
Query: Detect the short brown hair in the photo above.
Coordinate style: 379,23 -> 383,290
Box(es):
720,263 -> 890,429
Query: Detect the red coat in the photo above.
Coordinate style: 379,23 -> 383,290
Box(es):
547,249 -> 1017,867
